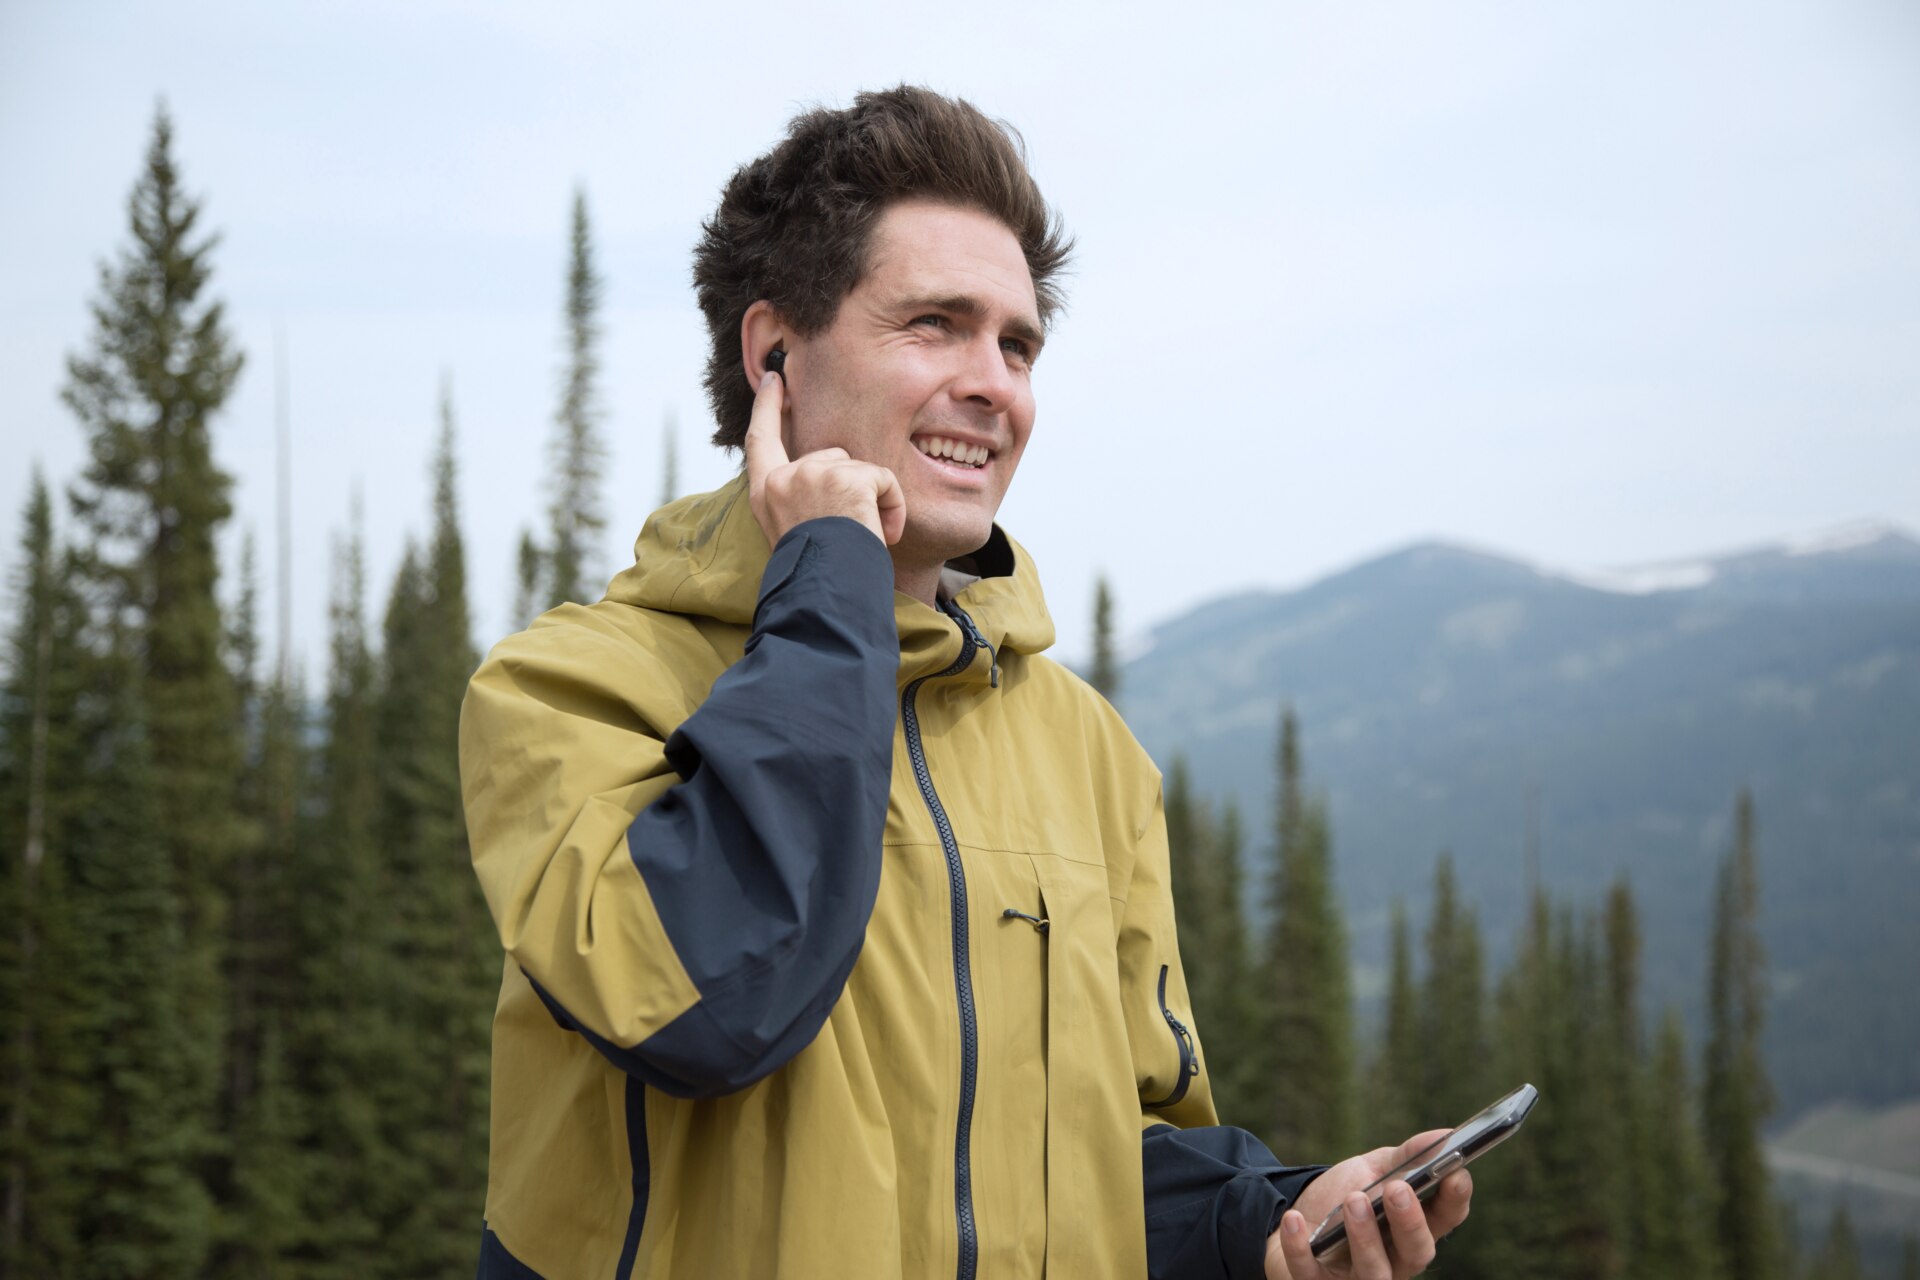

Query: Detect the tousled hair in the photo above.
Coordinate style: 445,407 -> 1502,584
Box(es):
692,85 -> 1073,450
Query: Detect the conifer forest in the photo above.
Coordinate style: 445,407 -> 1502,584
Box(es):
2,109 -> 1913,1279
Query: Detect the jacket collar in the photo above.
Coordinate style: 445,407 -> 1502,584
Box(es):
604,474 -> 1056,686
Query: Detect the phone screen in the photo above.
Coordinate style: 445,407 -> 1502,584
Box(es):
1308,1082 -> 1538,1261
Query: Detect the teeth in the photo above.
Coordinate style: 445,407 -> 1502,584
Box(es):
915,437 -> 989,468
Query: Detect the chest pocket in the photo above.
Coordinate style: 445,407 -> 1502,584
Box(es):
1028,855 -> 1147,1277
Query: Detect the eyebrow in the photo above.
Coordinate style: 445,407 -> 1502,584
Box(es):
899,292 -> 1047,359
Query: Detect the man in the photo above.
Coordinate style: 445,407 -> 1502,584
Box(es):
460,87 -> 1471,1279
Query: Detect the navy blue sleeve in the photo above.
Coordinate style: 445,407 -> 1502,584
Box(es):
1143,1124 -> 1329,1280
530,516 -> 898,1098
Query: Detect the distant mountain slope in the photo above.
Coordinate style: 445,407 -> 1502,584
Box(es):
1118,526 -> 1920,1117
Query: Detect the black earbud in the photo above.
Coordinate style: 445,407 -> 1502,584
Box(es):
765,347 -> 786,381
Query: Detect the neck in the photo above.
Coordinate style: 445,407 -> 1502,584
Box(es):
892,556 -> 942,608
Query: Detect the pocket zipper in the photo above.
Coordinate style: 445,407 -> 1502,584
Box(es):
1141,963 -> 1198,1108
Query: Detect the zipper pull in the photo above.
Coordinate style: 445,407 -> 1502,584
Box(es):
949,605 -> 1001,688
1001,907 -> 1049,932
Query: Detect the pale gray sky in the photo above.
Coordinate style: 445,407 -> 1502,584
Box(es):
3,0 -> 1916,683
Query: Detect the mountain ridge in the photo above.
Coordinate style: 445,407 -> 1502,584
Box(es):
1112,518 -> 1920,1120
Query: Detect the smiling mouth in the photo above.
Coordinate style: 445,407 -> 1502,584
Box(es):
913,435 -> 991,469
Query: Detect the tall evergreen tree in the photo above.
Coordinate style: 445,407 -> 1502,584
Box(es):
0,476 -> 98,1274
1808,1203 -> 1862,1280
61,99 -> 240,1266
284,512 -> 397,1277
511,527 -> 543,631
1462,890 -> 1581,1279
1364,899 -> 1420,1149
1703,788 -> 1778,1280
660,411 -> 680,509
1601,877 -> 1651,1272
1166,757 -> 1208,972
59,619 -> 216,1277
1419,853 -> 1487,1127
1166,764 -> 1258,1131
1635,1010 -> 1722,1280
544,189 -> 608,609
216,544 -> 309,1275
1090,575 -> 1118,702
1260,709 -> 1354,1159
374,391 -> 491,1275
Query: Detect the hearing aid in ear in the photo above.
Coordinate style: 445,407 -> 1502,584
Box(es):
765,347 -> 786,382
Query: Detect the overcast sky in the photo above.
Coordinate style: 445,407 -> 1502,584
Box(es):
3,0 -> 1916,684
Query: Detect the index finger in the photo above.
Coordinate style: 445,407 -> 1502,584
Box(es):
742,370 -> 789,485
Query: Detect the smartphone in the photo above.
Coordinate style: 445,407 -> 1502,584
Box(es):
1308,1082 -> 1538,1263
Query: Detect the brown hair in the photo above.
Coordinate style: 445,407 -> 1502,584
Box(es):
692,85 -> 1073,449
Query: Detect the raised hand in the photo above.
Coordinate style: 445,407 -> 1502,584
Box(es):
743,370 -> 906,549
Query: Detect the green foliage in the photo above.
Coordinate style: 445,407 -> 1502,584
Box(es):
1260,709 -> 1354,1160
57,623 -> 216,1277
1419,853 -> 1487,1128
660,412 -> 680,509
55,101 -> 248,1271
1807,1203 -> 1863,1280
1363,900 -> 1420,1148
1633,1010 -> 1723,1280
1091,575 -> 1119,702
0,475 -> 101,1274
1166,760 -> 1260,1128
543,190 -> 609,610
370,397 -> 492,1277
1704,788 -> 1780,1280
278,514 -> 400,1277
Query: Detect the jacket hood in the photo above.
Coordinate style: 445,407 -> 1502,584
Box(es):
604,474 -> 1056,673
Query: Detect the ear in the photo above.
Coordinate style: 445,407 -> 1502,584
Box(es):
740,301 -> 789,392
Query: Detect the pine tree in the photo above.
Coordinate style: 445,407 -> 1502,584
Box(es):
1364,899 -> 1420,1149
1636,1011 -> 1721,1280
373,391 -> 491,1275
61,100 -> 240,1270
1419,853 -> 1487,1127
1090,575 -> 1118,702
1261,709 -> 1353,1160
61,620 -> 216,1277
544,190 -> 609,609
1601,878 -> 1651,1274
282,510 -> 396,1277
1413,857 -> 1495,1277
1166,757 -> 1208,977
0,476 -> 97,1273
1808,1203 -> 1862,1280
1460,889 -> 1565,1278
217,559 -> 309,1275
660,412 -> 680,509
1200,800 -> 1260,1130
1166,765 -> 1258,1131
511,527 -> 543,631
1703,788 -> 1778,1280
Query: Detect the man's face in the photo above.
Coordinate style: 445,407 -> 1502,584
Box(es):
786,199 -> 1042,572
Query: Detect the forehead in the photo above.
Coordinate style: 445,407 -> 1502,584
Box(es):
860,199 -> 1040,320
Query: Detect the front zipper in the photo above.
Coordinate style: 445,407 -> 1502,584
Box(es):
1141,964 -> 1198,1108
904,602 -> 987,1280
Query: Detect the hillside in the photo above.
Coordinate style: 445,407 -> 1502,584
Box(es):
1116,524 -> 1920,1118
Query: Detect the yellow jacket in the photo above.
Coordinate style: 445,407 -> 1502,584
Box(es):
461,477 -> 1318,1279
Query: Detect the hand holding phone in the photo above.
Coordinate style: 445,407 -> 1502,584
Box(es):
1307,1082 -> 1538,1264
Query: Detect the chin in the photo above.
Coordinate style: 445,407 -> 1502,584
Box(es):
903,512 -> 998,565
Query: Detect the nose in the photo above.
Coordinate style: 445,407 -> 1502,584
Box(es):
950,332 -> 1021,414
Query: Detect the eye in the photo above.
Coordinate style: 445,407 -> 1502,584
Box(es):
1000,336 -> 1034,364
911,314 -> 950,331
